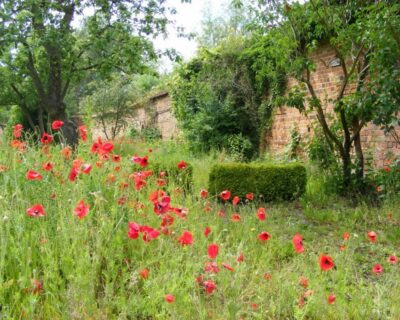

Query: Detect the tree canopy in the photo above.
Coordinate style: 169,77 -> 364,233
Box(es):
0,0 -> 189,144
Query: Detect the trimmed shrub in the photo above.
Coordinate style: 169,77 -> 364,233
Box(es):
209,163 -> 307,202
150,162 -> 193,191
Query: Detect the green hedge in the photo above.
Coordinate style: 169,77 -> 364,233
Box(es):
209,163 -> 307,202
150,162 -> 193,191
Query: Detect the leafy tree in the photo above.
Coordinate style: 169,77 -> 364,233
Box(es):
0,0 -> 189,144
237,0 -> 400,193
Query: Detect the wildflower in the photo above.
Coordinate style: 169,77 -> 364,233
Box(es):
177,160 -> 187,169
204,227 -> 211,237
178,231 -> 193,245
13,124 -> 23,139
27,204 -> 45,217
74,200 -> 89,220
246,193 -> 254,200
258,231 -> 271,242
79,125 -> 87,142
367,231 -> 377,243
231,213 -> 241,222
292,234 -> 304,253
232,196 -> 240,205
208,243 -> 219,259
257,208 -> 266,221
165,294 -> 175,303
220,190 -> 231,201
319,255 -> 334,271
327,294 -> 336,304
40,132 -> 53,144
388,255 -> 398,264
139,269 -> 149,279
26,170 -> 42,181
51,120 -> 64,130
372,263 -> 383,274
299,276 -> 308,288
200,189 -> 208,198
203,280 -> 216,294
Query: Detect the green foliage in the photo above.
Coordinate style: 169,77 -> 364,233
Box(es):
0,0 -> 173,142
171,34 -> 286,158
208,162 -> 307,201
140,126 -> 162,142
368,159 -> 400,201
285,126 -> 301,160
226,133 -> 254,162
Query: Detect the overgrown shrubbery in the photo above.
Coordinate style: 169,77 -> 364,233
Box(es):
209,163 -> 307,202
170,34 -> 285,160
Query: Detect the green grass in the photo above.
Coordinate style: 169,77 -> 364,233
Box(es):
0,136 -> 399,319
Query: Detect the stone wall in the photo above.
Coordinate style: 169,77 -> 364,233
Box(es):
266,44 -> 400,166
91,91 -> 179,140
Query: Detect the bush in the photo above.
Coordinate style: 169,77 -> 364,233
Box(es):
226,133 -> 254,162
150,161 -> 193,191
208,163 -> 307,202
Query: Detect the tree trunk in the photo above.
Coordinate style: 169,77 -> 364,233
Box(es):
341,150 -> 352,192
352,119 -> 365,190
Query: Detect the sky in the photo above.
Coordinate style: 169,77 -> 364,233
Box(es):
155,0 -> 229,72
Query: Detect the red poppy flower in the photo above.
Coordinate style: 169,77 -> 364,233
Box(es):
178,230 -> 193,245
13,124 -> 23,139
139,268 -> 149,279
32,279 -> 43,295
237,253 -> 244,262
101,142 -> 114,154
208,243 -> 219,259
220,190 -> 231,201
258,231 -> 271,242
319,255 -> 334,271
74,200 -> 90,220
222,263 -> 234,271
204,227 -> 211,237
231,213 -> 241,222
367,231 -> 377,243
204,261 -> 220,273
388,255 -> 398,264
246,193 -> 254,201
343,232 -> 350,240
112,154 -> 121,162
157,178 -> 166,187
79,125 -> 87,142
257,208 -> 266,221
292,234 -> 304,253
40,132 -> 53,144
372,263 -> 383,274
153,196 -> 171,215
339,245 -> 346,251
217,210 -> 225,217
232,196 -> 240,205
202,280 -> 216,294
177,160 -> 187,170
128,222 -> 140,239
27,204 -> 45,217
200,189 -> 208,199
161,214 -> 174,227
165,294 -> 175,303
327,294 -> 336,304
299,276 -> 308,288
81,163 -> 92,174
69,166 -> 79,182
383,166 -> 391,173
142,227 -> 160,242
26,170 -> 42,181
263,273 -> 272,280
131,155 -> 149,167
51,120 -> 64,130
42,162 -> 54,171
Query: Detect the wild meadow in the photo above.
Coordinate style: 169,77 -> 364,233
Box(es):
0,127 -> 399,320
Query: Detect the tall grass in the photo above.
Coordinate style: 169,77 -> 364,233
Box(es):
0,136 -> 399,319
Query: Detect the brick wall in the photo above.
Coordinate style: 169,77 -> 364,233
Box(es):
266,44 -> 400,167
